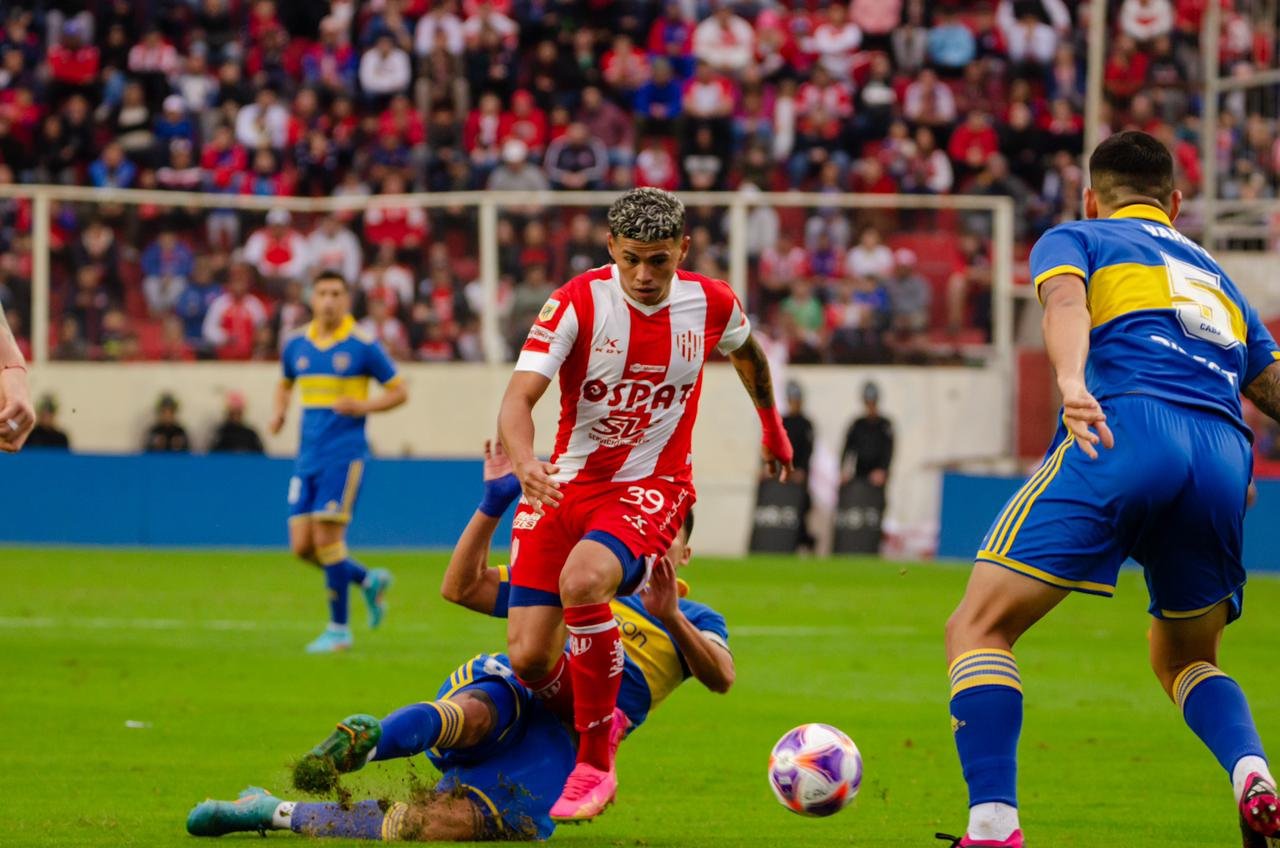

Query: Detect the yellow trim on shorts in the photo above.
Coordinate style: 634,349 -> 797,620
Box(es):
987,436 -> 1074,556
976,550 -> 1116,596
1160,593 -> 1236,620
496,565 -> 510,584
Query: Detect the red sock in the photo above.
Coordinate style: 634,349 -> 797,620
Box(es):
516,653 -> 575,723
564,602 -> 623,771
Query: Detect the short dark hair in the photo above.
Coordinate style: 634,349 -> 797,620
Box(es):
1088,131 -> 1174,206
313,269 -> 349,290
680,509 -> 694,543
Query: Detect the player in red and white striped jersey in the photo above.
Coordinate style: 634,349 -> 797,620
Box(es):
497,188 -> 793,822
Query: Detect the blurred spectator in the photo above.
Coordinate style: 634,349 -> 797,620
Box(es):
128,28 -> 181,108
142,231 -> 195,316
304,15 -> 358,95
359,33 -> 412,106
782,379 -> 815,551
947,233 -> 994,338
1104,35 -> 1149,106
692,4 -> 755,75
809,3 -> 863,81
175,258 -> 223,353
903,69 -> 957,132
364,174 -> 428,252
358,296 -> 410,360
203,262 -> 268,360
635,57 -> 684,133
850,0 -> 900,52
464,91 -> 511,177
157,140 -> 203,191
544,122 -> 608,190
886,249 -> 931,338
579,85 -> 634,166
1120,0 -> 1175,43
145,392 -> 191,453
602,34 -> 651,100
155,95 -> 197,148
360,242 -> 414,312
846,227 -> 894,282
842,382 -> 893,487
235,87 -> 288,149
307,214 -> 362,285
88,142 -> 136,188
828,274 -> 889,363
997,1 -> 1059,68
683,61 -> 736,120
53,315 -> 90,361
487,138 -> 550,195
244,209 -> 310,286
270,279 -> 311,349
156,313 -> 196,362
927,8 -> 977,73
46,19 -> 99,104
209,391 -> 264,454
415,3 -> 464,57
26,394 -> 71,450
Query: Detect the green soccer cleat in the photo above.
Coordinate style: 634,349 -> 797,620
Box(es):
362,568 -> 393,629
186,786 -> 278,837
308,713 -> 382,775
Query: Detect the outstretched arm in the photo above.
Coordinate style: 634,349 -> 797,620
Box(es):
1245,362 -> 1280,424
1041,274 -> 1114,460
269,380 -> 292,435
642,558 -> 734,694
728,335 -> 794,480
0,308 -> 32,452
441,440 -> 521,616
334,378 -> 408,417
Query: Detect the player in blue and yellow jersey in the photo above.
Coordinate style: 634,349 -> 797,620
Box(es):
269,270 -> 408,654
939,132 -> 1280,848
185,441 -> 733,842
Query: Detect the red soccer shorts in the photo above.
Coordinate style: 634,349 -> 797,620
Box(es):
509,478 -> 694,598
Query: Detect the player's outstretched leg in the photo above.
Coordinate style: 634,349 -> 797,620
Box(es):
361,566 -> 393,629
549,538 -> 627,824
188,785 -> 415,840
942,563 -> 1067,847
187,786 -> 287,837
1151,606 -> 1280,840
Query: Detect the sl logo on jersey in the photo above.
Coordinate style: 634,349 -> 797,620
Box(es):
538,298 -> 560,322
512,509 -> 543,530
332,352 -> 352,373
675,330 -> 704,361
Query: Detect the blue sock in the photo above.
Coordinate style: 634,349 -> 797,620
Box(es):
1176,662 -> 1266,775
949,649 -> 1023,807
343,558 -> 369,587
374,699 -> 467,761
291,800 -> 405,839
324,565 -> 349,626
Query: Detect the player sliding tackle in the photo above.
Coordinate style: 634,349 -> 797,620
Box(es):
498,187 -> 791,822
939,131 -> 1280,848
186,444 -> 734,841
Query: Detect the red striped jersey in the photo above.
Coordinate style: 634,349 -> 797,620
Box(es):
515,264 -> 751,485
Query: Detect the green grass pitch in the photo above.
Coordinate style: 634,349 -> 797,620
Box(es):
3,548 -> 1277,847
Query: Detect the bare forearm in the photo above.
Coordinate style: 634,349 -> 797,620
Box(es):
660,612 -> 734,693
498,393 -> 538,465
728,336 -> 776,409
1041,282 -> 1092,386
441,511 -> 503,614
364,382 -> 408,414
1245,362 -> 1280,424
0,309 -> 23,366
273,382 -> 292,420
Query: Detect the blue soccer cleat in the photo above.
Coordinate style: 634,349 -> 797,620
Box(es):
362,568 -> 393,629
186,786 -> 278,836
305,627 -> 353,654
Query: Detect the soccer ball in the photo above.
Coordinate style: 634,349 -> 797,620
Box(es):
767,723 -> 863,817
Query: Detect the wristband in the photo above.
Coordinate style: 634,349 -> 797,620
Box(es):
478,472 -> 523,518
756,406 -> 794,465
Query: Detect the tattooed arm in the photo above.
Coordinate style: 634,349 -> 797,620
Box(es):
1244,361 -> 1280,424
728,335 -> 794,480
0,308 -> 33,453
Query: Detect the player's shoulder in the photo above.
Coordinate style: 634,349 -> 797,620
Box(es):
676,269 -> 736,301
677,596 -> 726,626
281,324 -> 310,351
556,264 -> 614,298
350,323 -> 378,345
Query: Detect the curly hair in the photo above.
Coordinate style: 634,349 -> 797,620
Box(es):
606,187 -> 686,243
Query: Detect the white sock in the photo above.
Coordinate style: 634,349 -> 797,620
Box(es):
1233,755 -> 1273,800
967,802 -> 1019,841
271,801 -> 296,830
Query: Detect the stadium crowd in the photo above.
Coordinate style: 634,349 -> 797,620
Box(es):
0,0 -> 1270,363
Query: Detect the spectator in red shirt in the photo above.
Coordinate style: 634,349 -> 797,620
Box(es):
634,135 -> 680,191
463,91 -> 512,177
244,208 -> 310,288
505,90 -> 547,159
797,65 -> 854,120
602,33 -> 651,102
46,20 -> 99,105
647,0 -> 696,78
363,173 -> 429,254
202,262 -> 268,361
1104,35 -> 1150,106
948,110 -> 1000,180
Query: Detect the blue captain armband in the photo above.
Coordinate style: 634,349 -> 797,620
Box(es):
478,473 -> 522,518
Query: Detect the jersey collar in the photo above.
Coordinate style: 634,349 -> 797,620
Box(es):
1108,204 -> 1172,226
306,314 -> 355,350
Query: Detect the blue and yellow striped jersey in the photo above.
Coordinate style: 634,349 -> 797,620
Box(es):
281,315 -> 401,474
1031,204 -> 1279,431
611,595 -> 729,729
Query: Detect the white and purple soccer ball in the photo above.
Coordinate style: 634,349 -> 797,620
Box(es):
767,723 -> 863,817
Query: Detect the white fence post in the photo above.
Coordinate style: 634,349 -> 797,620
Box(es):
727,193 -> 749,301
31,190 -> 50,365
477,198 -> 503,364
992,196 -> 1016,454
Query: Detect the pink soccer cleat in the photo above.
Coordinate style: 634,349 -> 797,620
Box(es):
549,763 -> 617,823
936,830 -> 1025,847
607,707 -> 631,763
1240,773 -> 1280,839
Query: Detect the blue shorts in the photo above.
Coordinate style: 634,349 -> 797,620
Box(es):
977,395 -> 1251,621
428,654 -> 575,841
287,459 -> 364,524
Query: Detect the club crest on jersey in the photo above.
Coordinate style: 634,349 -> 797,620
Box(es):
675,330 -> 704,361
296,356 -> 310,371
538,298 -> 560,322
332,352 -> 351,373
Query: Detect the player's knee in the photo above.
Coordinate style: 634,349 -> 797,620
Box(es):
507,640 -> 555,682
290,538 -> 316,562
559,559 -> 616,606
449,692 -> 497,747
